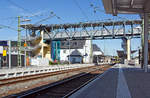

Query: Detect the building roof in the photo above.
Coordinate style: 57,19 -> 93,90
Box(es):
92,44 -> 103,53
102,0 -> 150,16
68,49 -> 82,57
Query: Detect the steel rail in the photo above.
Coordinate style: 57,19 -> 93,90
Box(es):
12,65 -> 110,98
0,65 -> 96,86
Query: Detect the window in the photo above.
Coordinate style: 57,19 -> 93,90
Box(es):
66,42 -> 69,46
63,50 -> 66,53
61,42 -> 65,46
73,42 -> 77,46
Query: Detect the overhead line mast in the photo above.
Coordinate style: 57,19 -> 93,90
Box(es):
17,16 -> 21,67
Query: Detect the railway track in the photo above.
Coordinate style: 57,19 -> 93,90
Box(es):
0,65 -> 98,86
8,65 -> 111,98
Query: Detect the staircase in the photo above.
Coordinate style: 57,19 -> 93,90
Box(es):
21,31 -> 51,60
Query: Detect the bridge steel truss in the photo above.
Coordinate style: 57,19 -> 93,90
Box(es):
21,20 -> 142,41
21,19 -> 142,63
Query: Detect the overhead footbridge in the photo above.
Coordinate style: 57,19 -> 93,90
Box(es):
20,19 -> 142,60
21,19 -> 142,40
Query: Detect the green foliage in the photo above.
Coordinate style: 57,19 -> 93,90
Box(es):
49,61 -> 61,65
49,60 -> 69,65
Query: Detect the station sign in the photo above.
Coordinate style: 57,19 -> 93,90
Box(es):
0,41 -> 8,46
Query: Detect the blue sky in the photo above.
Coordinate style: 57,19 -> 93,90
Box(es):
0,0 -> 141,56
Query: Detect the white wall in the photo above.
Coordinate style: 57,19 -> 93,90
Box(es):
60,49 -> 83,61
60,40 -> 103,64
83,40 -> 92,63
60,49 -> 74,61
93,51 -> 103,55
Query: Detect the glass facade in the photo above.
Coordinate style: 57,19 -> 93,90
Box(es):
51,41 -> 60,61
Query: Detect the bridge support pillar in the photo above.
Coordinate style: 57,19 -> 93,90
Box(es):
127,38 -> 131,61
90,39 -> 93,63
41,30 -> 44,59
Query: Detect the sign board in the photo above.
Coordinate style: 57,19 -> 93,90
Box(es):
3,50 -> 7,56
0,41 -> 8,46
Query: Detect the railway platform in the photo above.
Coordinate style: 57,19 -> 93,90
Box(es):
70,64 -> 150,98
0,64 -> 94,79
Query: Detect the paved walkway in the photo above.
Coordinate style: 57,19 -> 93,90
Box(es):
70,64 -> 150,98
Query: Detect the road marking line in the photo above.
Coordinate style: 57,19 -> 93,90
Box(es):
116,64 -> 131,98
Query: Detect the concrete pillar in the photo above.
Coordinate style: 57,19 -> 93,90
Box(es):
143,13 -> 149,72
127,38 -> 131,61
84,40 -> 92,64
90,39 -> 93,63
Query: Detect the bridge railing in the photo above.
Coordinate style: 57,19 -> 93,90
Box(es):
44,28 -> 142,40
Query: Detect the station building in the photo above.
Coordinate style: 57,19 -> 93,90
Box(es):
22,30 -> 104,65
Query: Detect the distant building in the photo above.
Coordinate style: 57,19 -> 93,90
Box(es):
117,50 -> 137,64
67,49 -> 83,63
93,44 -> 104,63
3,41 -> 19,54
59,40 -> 103,64
0,41 -> 25,68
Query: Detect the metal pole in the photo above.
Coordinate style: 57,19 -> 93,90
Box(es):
144,13 -> 149,72
141,19 -> 144,68
69,39 -> 71,65
8,40 -> 11,69
17,16 -> 21,67
138,47 -> 141,64
90,39 -> 93,63
56,41 -> 57,61
97,55 -> 98,64
24,26 -> 27,68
